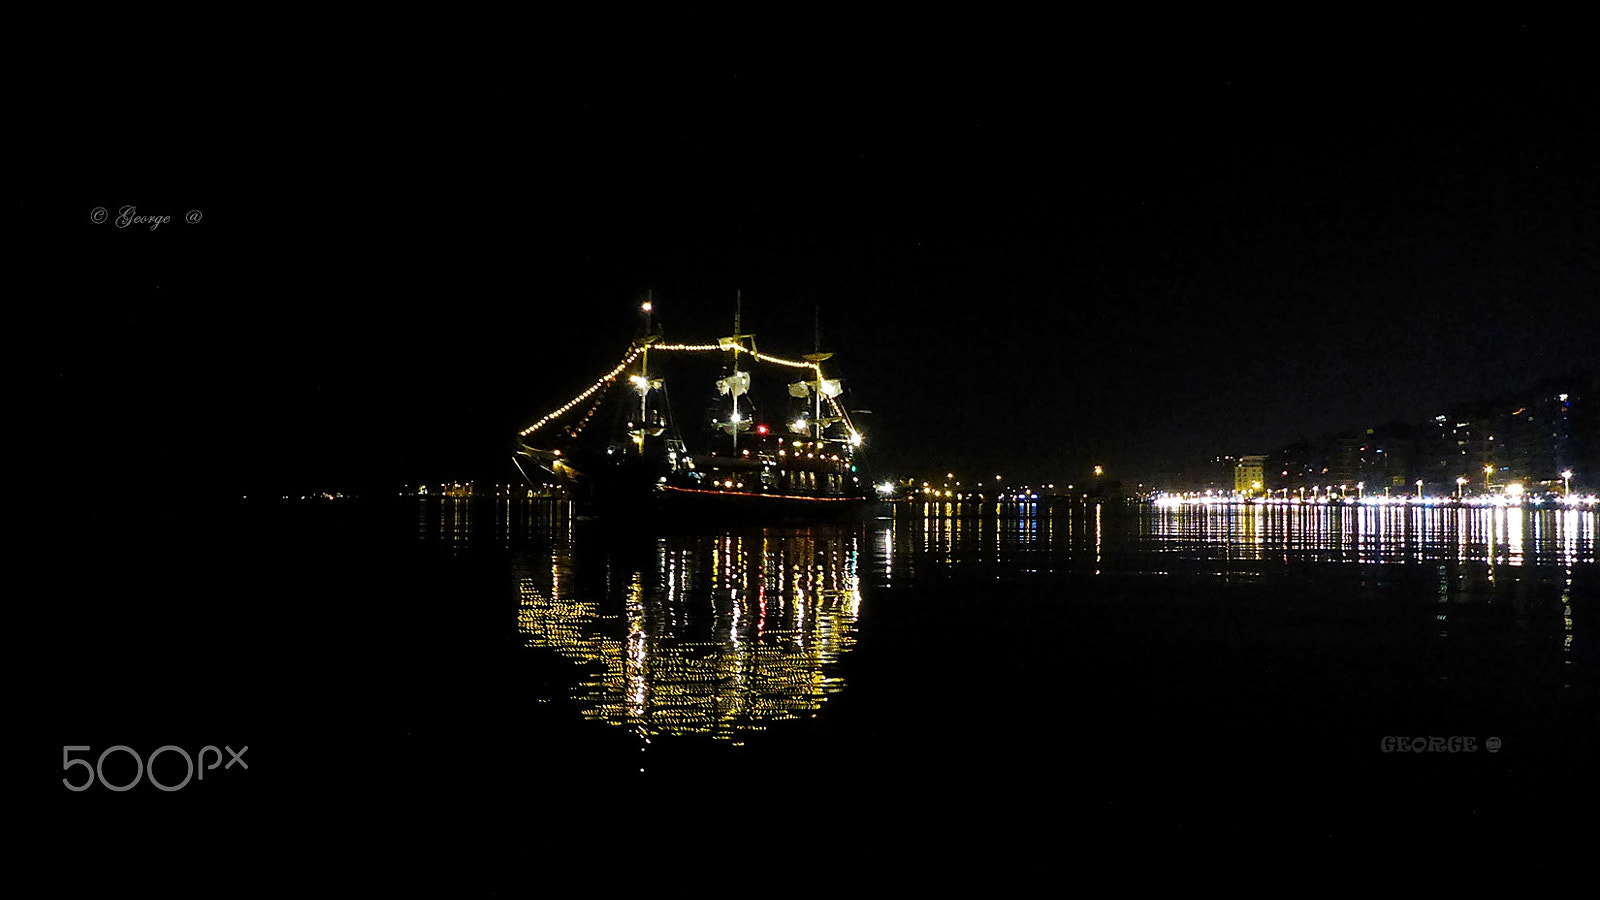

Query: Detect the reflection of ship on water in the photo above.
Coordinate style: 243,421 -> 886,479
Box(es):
516,526 -> 864,739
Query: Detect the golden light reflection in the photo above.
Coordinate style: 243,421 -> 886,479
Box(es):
516,526 -> 864,740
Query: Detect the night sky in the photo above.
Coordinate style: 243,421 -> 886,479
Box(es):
28,16 -> 1599,497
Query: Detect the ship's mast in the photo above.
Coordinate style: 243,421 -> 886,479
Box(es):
804,307 -> 828,443
640,292 -> 653,423
730,291 -> 741,451
628,293 -> 665,457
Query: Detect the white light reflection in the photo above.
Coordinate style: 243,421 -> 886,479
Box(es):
1136,503 -> 1593,568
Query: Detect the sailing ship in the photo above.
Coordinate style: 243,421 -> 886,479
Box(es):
513,297 -> 872,519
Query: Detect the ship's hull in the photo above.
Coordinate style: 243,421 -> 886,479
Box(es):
642,484 -> 872,522
571,466 -> 871,523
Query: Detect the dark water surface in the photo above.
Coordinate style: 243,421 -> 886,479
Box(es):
36,497 -> 1598,887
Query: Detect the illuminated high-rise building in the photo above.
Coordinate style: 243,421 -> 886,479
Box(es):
1234,455 -> 1266,495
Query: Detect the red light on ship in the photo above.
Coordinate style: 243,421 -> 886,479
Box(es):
756,424 -> 769,435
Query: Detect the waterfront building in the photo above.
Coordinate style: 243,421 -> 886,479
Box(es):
1328,432 -> 1363,488
1234,455 -> 1266,495
1500,389 -> 1573,488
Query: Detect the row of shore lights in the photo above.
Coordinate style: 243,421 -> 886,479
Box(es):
1198,467 -> 1576,499
1160,468 -> 1586,506
908,468 -> 1107,500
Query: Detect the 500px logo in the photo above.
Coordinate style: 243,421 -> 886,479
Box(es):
89,205 -> 203,229
62,744 -> 248,792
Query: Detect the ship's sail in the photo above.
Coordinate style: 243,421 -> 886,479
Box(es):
788,378 -> 842,398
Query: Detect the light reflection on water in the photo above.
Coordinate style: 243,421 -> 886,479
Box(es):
418,498 -> 1595,742
1136,502 -> 1595,569
886,500 -> 1591,690
882,500 -> 1594,580
512,516 -> 862,741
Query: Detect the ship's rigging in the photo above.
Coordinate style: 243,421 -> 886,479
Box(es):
513,298 -> 867,512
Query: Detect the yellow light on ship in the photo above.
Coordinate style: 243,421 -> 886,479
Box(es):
641,302 -> 653,312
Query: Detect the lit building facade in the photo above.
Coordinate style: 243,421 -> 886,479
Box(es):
1234,455 -> 1266,495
